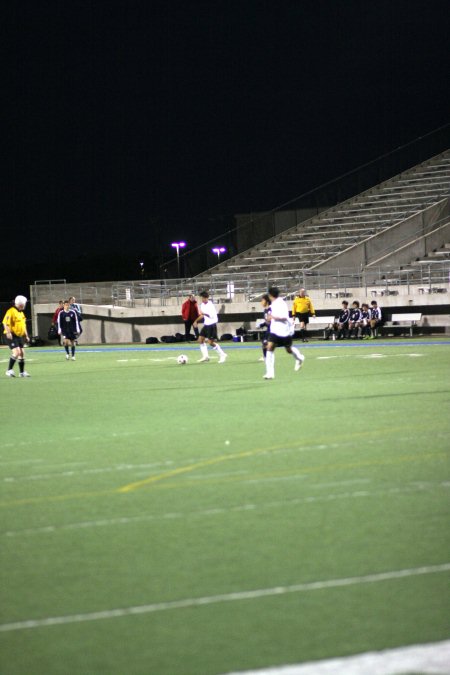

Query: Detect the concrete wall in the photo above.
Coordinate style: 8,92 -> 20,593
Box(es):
34,288 -> 450,344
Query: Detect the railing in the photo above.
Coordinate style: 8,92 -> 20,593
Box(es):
30,259 -> 449,308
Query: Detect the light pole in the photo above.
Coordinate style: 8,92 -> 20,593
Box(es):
212,246 -> 226,264
171,241 -> 186,278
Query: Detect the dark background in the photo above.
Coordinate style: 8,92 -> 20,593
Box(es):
3,0 -> 450,300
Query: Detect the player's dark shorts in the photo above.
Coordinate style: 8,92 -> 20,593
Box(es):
267,332 -> 292,348
200,324 -> 218,341
261,330 -> 269,346
62,331 -> 77,341
295,312 -> 310,324
5,334 -> 25,349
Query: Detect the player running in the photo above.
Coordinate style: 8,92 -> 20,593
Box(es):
264,287 -> 304,380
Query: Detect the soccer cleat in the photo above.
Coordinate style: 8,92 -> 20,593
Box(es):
5,369 -> 15,377
19,371 -> 31,377
258,356 -> 265,362
66,354 -> 70,360
197,357 -> 210,363
218,353 -> 228,364
263,374 -> 274,379
294,355 -> 305,371
71,356 -> 76,360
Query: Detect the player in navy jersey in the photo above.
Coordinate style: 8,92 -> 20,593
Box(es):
326,301 -> 350,339
258,294 -> 272,360
69,296 -> 83,340
348,301 -> 363,339
57,300 -> 81,360
370,301 -> 383,338
360,303 -> 371,339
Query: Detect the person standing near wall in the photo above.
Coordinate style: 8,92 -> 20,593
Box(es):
58,300 -> 81,360
69,296 -> 83,339
181,293 -> 200,341
3,295 -> 31,378
292,288 -> 315,342
52,300 -> 64,345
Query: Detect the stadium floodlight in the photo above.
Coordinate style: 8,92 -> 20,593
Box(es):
212,246 -> 226,263
171,241 -> 186,278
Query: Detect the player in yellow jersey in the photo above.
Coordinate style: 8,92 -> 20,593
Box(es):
2,295 -> 31,377
292,288 -> 315,342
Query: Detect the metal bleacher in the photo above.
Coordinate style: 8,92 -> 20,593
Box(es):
194,150 -> 450,297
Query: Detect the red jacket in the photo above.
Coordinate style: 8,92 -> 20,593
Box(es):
181,299 -> 199,322
52,307 -> 63,324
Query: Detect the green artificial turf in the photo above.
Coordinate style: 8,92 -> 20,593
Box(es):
1,339 -> 449,674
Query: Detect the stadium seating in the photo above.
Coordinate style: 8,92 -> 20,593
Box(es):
194,151 -> 450,297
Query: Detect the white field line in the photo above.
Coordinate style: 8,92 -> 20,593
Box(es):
2,461 -> 175,483
3,482 -> 445,538
0,440 -> 368,481
0,458 -> 44,466
223,640 -> 450,675
117,357 -> 179,362
0,430 -> 138,451
316,352 -> 425,360
0,563 -> 449,634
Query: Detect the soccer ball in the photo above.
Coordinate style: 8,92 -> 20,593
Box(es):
177,354 -> 188,365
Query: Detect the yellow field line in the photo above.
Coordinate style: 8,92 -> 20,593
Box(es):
118,445 -> 282,493
1,450 -> 445,508
118,451 -> 447,492
1,424 -> 447,507
117,424 -> 444,494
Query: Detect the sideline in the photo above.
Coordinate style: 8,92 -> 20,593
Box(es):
24,339 -> 450,354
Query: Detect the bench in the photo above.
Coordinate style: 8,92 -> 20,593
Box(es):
382,313 -> 422,337
296,315 -> 336,339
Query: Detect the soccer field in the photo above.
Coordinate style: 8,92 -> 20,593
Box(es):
1,339 -> 449,675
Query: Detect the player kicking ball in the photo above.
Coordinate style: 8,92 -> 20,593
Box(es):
193,291 -> 227,364
264,287 -> 304,379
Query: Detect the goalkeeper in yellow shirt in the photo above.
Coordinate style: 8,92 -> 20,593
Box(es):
2,295 -> 31,377
292,288 -> 315,342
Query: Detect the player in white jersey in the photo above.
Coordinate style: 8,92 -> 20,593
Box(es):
193,291 -> 228,363
263,287 -> 304,380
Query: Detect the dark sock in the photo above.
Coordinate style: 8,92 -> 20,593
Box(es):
65,345 -> 69,354
9,357 -> 16,370
18,359 -> 24,374
71,346 -> 75,356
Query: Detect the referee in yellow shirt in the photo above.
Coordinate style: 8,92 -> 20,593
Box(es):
292,288 -> 315,342
2,295 -> 31,377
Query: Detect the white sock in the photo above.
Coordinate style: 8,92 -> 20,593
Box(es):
200,343 -> 208,357
265,351 -> 275,377
213,344 -> 224,356
291,346 -> 303,361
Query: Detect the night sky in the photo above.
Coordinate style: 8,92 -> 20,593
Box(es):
3,0 -> 450,296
